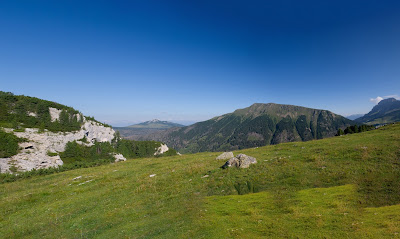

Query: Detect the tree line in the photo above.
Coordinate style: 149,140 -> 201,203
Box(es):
336,124 -> 374,136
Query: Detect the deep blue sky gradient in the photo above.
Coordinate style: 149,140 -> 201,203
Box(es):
1,1 -> 400,126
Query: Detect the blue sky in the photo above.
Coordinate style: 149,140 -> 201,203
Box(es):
1,0 -> 399,126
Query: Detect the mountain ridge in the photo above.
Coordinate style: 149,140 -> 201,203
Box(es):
355,98 -> 400,125
139,102 -> 354,153
126,119 -> 184,129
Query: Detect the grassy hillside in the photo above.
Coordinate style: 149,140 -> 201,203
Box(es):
1,123 -> 399,238
142,103 -> 353,153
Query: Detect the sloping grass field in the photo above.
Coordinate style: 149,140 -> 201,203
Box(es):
1,123 -> 400,238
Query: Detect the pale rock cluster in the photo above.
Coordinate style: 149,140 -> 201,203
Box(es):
0,118 -> 117,173
113,153 -> 126,162
217,152 -> 257,169
154,144 -> 169,155
49,107 -> 62,122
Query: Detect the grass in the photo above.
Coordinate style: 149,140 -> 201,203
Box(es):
200,184 -> 400,238
1,123 -> 400,238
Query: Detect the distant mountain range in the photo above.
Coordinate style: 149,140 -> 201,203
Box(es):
139,103 -> 354,153
355,98 -> 400,125
346,114 -> 364,120
114,119 -> 184,140
127,119 -> 184,129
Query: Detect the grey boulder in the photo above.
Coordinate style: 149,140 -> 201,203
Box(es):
216,152 -> 234,160
221,154 -> 257,169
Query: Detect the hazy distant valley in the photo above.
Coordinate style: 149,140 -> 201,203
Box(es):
114,119 -> 185,140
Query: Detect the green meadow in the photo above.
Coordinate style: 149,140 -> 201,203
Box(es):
1,123 -> 400,238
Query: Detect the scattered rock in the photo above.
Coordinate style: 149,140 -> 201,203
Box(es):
154,144 -> 169,155
28,111 -> 37,117
216,152 -> 234,160
78,179 -> 93,186
221,154 -> 257,169
73,176 -> 82,180
201,175 -> 209,178
149,174 -> 156,177
222,157 -> 239,168
113,153 -> 126,162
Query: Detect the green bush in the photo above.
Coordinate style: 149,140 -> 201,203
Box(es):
0,130 -> 25,158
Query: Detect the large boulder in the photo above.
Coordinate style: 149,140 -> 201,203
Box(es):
216,152 -> 234,160
221,153 -> 257,169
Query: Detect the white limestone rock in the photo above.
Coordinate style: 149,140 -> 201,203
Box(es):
49,107 -> 62,122
0,118 -> 116,174
27,111 -> 37,117
114,153 -> 126,162
154,144 -> 169,155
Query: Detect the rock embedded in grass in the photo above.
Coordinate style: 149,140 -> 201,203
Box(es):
216,152 -> 234,160
221,154 -> 257,169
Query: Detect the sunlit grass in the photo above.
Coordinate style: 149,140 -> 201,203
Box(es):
1,123 -> 399,238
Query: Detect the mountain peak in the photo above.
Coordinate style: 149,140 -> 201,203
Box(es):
141,103 -> 353,153
355,98 -> 400,125
378,98 -> 397,105
149,119 -> 161,123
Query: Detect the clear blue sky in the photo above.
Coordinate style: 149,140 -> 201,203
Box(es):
1,0 -> 399,126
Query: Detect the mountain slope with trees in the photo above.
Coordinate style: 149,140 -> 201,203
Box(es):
140,103 -> 354,153
355,98 -> 400,125
0,91 -> 176,174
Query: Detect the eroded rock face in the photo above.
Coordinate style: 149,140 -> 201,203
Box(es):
221,153 -> 257,169
216,152 -> 234,160
0,120 -> 116,173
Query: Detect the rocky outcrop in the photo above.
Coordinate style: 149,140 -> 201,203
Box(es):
0,119 -> 116,173
113,153 -> 127,162
216,152 -> 234,160
154,144 -> 169,155
221,154 -> 257,169
49,107 -> 62,122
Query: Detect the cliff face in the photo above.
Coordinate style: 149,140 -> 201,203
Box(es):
0,117 -> 116,173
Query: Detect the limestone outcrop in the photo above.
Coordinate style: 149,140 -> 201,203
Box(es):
0,119 -> 116,173
154,144 -> 169,155
113,153 -> 127,162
